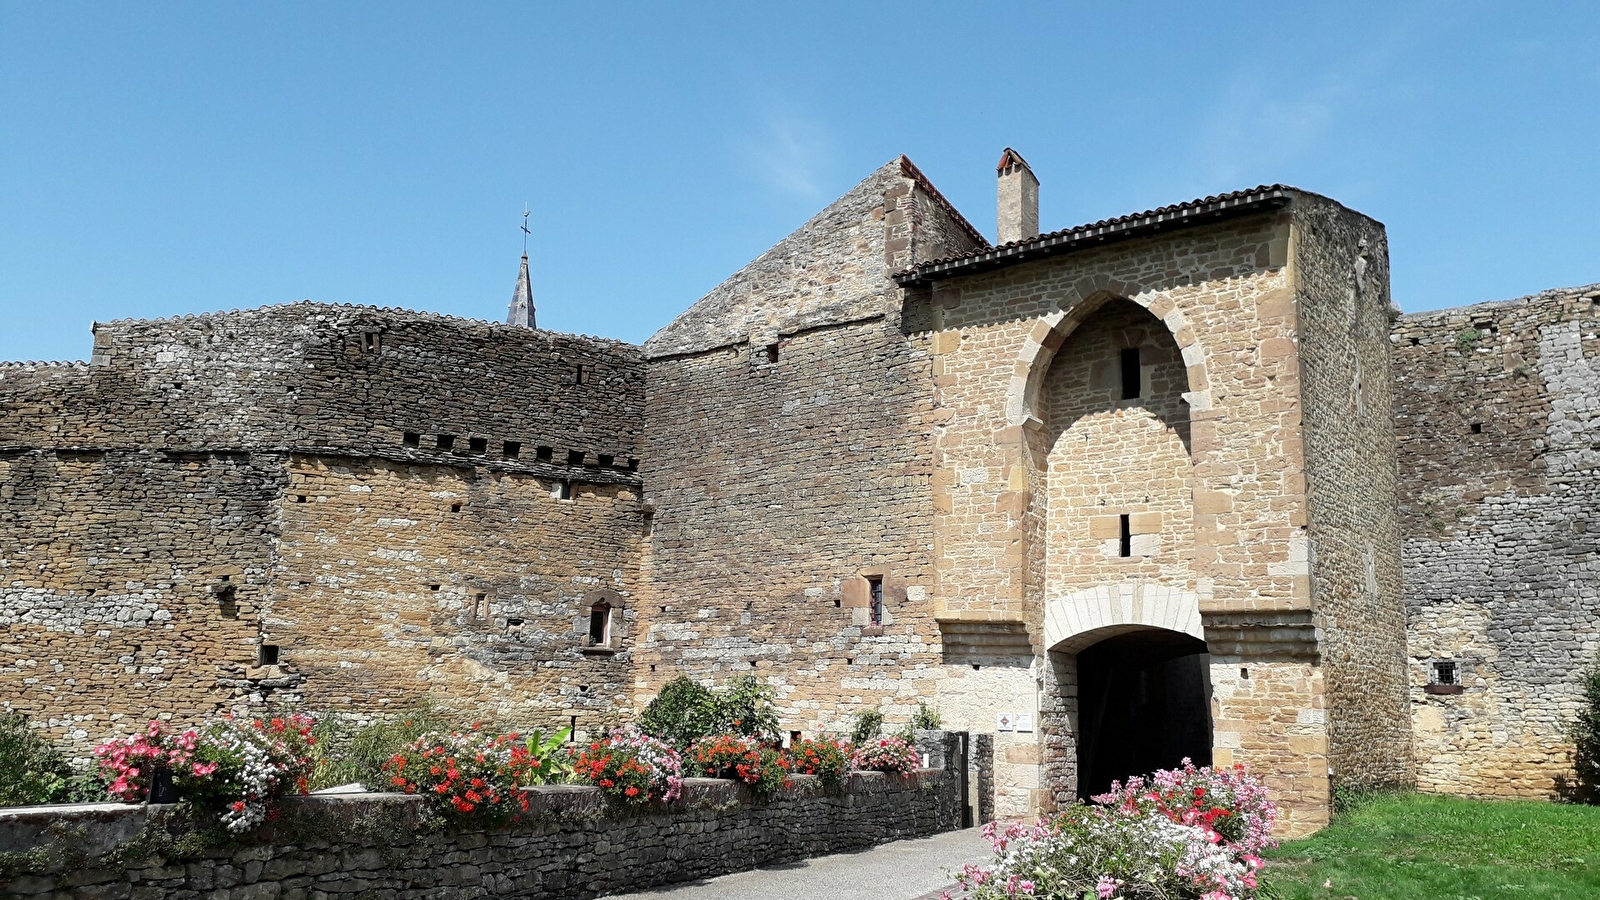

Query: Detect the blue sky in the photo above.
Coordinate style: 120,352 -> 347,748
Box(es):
3,2 -> 1597,361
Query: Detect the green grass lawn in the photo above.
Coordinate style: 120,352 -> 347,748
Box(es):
1260,794 -> 1600,900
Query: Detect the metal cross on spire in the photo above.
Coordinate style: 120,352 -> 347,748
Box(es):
507,204 -> 536,329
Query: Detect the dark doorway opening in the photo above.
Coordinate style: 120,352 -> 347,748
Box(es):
1076,629 -> 1212,801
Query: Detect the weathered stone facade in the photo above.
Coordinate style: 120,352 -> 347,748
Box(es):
4,151 -> 1596,835
1393,285 -> 1600,799
1,305 -> 645,742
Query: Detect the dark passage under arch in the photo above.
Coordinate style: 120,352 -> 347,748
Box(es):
1076,628 -> 1212,800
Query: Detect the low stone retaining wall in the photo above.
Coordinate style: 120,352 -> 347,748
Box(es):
0,769 -> 962,899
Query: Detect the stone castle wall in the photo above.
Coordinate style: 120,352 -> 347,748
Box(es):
635,158 -> 981,735
1289,197 -> 1415,794
0,305 -> 646,749
1393,284 -> 1600,798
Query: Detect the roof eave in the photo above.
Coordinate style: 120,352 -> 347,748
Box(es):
894,188 -> 1293,286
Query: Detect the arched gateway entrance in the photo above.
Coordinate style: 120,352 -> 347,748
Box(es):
1073,628 -> 1211,800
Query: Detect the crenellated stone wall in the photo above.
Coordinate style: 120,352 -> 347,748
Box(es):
0,305 -> 646,751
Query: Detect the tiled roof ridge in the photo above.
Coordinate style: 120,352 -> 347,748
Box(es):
0,359 -> 90,370
898,155 -> 992,251
905,184 -> 1294,274
98,300 -> 639,349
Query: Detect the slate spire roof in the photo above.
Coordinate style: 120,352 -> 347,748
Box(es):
507,253 -> 536,328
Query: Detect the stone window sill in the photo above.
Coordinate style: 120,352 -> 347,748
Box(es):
862,626 -> 885,637
582,646 -> 619,657
1424,683 -> 1464,695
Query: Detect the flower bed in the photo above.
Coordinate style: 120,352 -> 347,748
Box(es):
952,760 -> 1278,900
383,730 -> 525,826
851,736 -> 921,774
569,728 -> 684,805
685,734 -> 788,800
780,737 -> 851,787
94,715 -> 315,833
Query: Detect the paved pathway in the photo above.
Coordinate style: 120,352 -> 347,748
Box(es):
603,827 -> 989,900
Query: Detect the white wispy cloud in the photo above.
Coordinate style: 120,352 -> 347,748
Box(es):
737,107 -> 834,202
1193,14 -> 1423,186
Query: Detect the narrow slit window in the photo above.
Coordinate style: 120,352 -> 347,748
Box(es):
1118,514 -> 1132,557
473,593 -> 488,620
1120,348 -> 1142,399
503,440 -> 522,459
868,575 -> 885,626
575,364 -> 586,384
361,332 -> 381,352
558,480 -> 574,501
766,343 -> 780,364
589,603 -> 611,646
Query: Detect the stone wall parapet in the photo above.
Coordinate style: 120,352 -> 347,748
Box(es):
0,769 -> 961,899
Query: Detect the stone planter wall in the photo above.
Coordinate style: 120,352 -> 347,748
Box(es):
0,768 -> 962,899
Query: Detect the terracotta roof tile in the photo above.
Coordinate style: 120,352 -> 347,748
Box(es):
895,184 -> 1297,284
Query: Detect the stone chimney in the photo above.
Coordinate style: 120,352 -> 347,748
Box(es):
996,148 -> 1039,245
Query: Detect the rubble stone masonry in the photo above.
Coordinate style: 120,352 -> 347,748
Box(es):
0,304 -> 645,749
1393,284 -> 1600,798
5,154 -> 1594,832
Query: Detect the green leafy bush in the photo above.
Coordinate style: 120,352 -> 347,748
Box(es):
308,703 -> 456,790
640,674 -> 780,748
514,726 -> 574,785
910,701 -> 942,731
639,676 -> 718,749
707,675 -> 779,743
0,712 -> 71,806
1571,660 -> 1600,803
848,708 -> 884,745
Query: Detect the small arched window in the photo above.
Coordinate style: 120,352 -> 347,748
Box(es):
588,602 -> 612,647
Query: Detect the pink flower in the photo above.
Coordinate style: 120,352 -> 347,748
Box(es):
1096,875 -> 1118,899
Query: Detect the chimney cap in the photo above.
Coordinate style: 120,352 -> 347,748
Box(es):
996,147 -> 1034,174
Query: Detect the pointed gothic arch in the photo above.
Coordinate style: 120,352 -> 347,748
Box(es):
1004,276 -> 1215,432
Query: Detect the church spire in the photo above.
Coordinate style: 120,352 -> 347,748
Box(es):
507,207 -> 536,328
508,253 -> 536,328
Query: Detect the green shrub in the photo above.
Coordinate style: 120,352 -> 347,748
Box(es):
640,674 -> 781,749
0,712 -> 72,807
848,708 -> 884,745
639,676 -> 718,749
1571,660 -> 1600,803
910,701 -> 942,731
707,675 -> 779,743
308,703 -> 457,790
